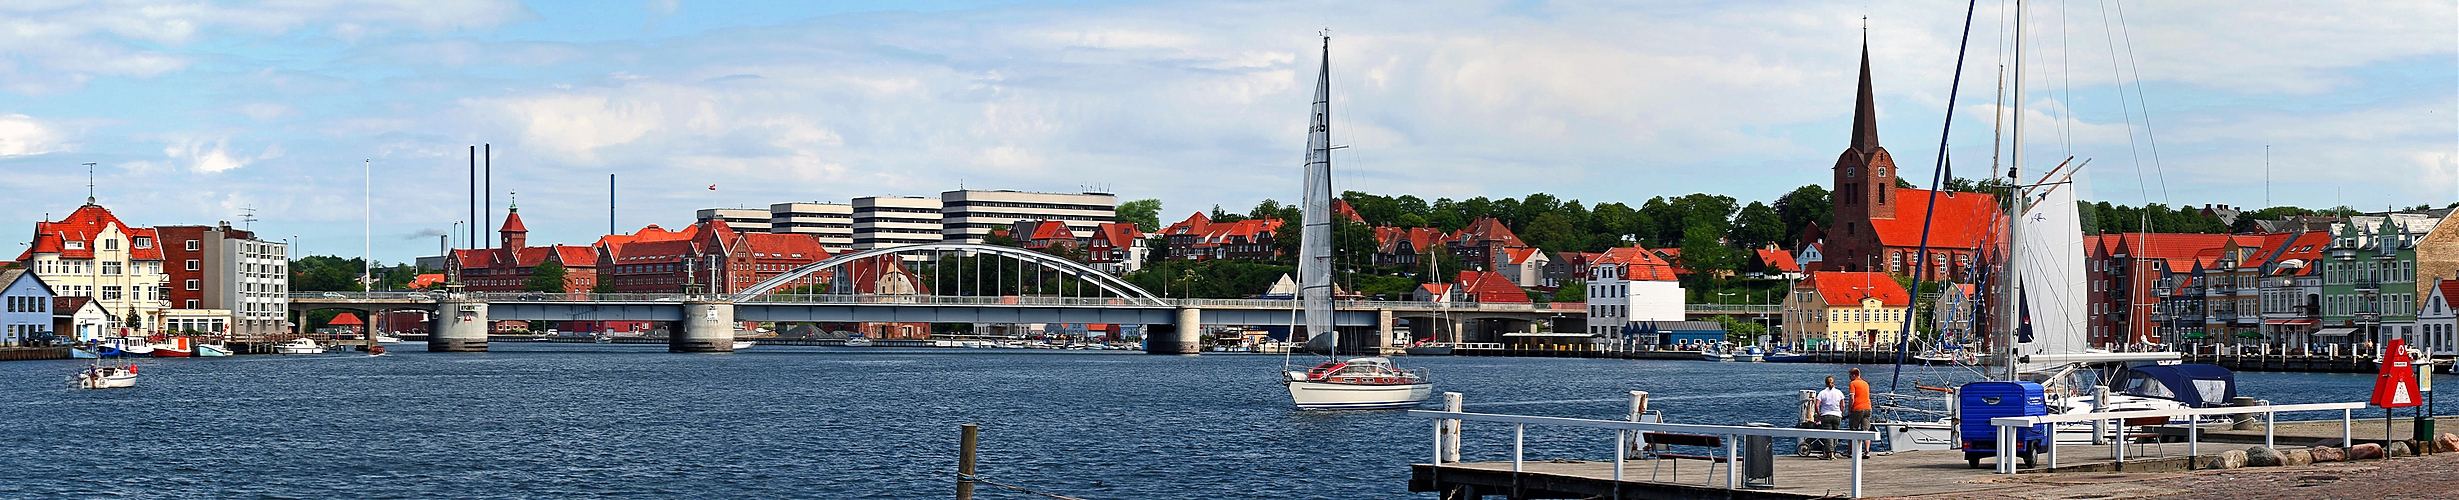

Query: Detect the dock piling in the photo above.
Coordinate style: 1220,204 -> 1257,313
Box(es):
957,424 -> 978,500
1443,392 -> 1463,463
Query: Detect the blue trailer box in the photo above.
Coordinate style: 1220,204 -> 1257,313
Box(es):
1958,381 -> 2049,468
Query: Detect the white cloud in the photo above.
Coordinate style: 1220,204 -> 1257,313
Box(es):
0,114 -> 68,157
165,138 -> 280,173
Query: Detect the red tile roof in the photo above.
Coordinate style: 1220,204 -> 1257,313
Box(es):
326,312 -> 364,326
1452,217 -> 1525,248
1593,246 -> 1680,281
1805,271 -> 1910,307
1755,246 -> 1801,273
1499,247 -> 1545,265
1454,270 -> 1530,303
2105,233 -> 2260,270
1374,226 -> 1451,254
19,204 -> 164,261
1868,189 -> 2000,250
739,233 -> 831,260
407,274 -> 445,290
51,296 -> 96,317
2439,279 -> 2459,310
1160,212 -> 1212,236
499,209 -> 528,233
1027,221 -> 1074,241
1091,222 -> 1142,248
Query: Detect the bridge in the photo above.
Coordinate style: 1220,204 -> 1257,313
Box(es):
288,243 -> 1777,354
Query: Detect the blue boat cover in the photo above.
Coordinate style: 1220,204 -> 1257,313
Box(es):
2116,364 -> 2237,408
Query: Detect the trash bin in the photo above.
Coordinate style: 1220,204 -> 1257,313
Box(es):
1744,422 -> 1776,488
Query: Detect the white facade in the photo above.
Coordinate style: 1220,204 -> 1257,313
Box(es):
769,202 -> 854,253
2422,280 -> 2456,356
695,208 -> 773,233
940,190 -> 1116,244
1584,263 -> 1685,348
1499,250 -> 1553,288
59,299 -> 112,342
24,220 -> 166,333
852,196 -> 944,250
204,229 -> 288,337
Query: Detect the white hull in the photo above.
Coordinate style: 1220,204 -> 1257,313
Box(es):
273,338 -> 325,355
843,338 -> 874,347
1285,379 -> 1433,410
1701,353 -> 1732,362
74,368 -> 137,389
196,344 -> 234,357
374,335 -> 407,344
732,340 -> 757,350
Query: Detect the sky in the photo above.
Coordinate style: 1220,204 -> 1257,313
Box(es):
0,0 -> 2451,263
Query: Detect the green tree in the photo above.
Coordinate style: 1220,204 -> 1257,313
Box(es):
289,255 -> 368,292
591,281 -> 616,294
1729,201 -> 1784,251
1522,212 -> 1582,252
1116,198 -> 1163,231
1772,185 -> 1831,247
523,261 -> 568,293
1552,280 -> 1586,302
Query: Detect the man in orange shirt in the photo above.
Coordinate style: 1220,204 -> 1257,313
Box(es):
1847,368 -> 1873,457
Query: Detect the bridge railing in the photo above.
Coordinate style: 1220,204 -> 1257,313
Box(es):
741,294 -> 1167,307
287,291 -> 1780,315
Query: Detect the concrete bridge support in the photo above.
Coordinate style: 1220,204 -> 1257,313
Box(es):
1373,309 -> 1396,353
672,301 -> 736,353
1147,307 -> 1202,354
429,299 -> 490,352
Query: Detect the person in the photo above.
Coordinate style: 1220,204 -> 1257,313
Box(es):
1848,367 -> 1873,458
1814,376 -> 1845,459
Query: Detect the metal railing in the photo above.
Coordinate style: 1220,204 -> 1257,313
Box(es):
1985,401 -> 2369,474
1414,409 -> 1880,498
285,291 -> 1777,315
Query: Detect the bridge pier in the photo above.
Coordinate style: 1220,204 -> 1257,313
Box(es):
1373,309 -> 1396,354
1147,307 -> 1202,354
429,299 -> 489,352
672,301 -> 736,353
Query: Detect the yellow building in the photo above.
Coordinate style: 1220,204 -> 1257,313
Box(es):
1782,271 -> 1913,349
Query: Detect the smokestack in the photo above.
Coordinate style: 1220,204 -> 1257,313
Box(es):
468,145 -> 476,250
609,173 -> 617,236
484,143 -> 492,249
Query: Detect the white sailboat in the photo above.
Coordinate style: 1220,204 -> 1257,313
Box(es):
1282,34 -> 1432,411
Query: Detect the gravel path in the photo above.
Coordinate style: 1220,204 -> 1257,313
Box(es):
1891,451 -> 2459,499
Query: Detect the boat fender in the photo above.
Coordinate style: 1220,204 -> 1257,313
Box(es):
127,365 -> 136,374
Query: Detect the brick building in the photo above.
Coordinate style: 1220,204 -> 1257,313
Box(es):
1815,41 -> 1999,281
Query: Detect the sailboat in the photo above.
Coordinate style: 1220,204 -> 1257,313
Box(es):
1870,0 -> 2201,452
1282,34 -> 1433,411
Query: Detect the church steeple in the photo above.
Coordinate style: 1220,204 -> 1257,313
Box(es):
1850,32 -> 1880,155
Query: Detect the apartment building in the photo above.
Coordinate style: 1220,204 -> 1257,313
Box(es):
770,202 -> 854,254
695,208 -> 773,233
157,223 -> 290,337
852,196 -> 943,250
940,190 -> 1115,245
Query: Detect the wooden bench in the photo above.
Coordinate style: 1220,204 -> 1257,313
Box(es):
1642,432 -> 1728,485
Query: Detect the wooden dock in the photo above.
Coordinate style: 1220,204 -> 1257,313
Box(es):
1413,445 -> 2243,499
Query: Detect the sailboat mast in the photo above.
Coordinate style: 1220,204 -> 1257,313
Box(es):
1300,34 -> 1338,355
2000,0 -> 2026,380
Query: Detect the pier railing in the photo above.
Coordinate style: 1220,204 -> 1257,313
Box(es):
1411,409 -> 1882,498
1985,401 -> 2370,474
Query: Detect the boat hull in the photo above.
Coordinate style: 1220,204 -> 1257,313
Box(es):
151,348 -> 193,358
70,348 -> 97,359
1285,380 -> 1433,410
1401,346 -> 1453,356
197,344 -> 233,357
1763,353 -> 1815,363
731,340 -> 757,350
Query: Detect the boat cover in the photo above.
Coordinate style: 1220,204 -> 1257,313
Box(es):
2115,364 -> 2237,407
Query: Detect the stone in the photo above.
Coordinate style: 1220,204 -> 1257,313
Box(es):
2221,449 -> 2248,468
2244,446 -> 2285,467
2281,448 -> 2313,467
2310,446 -> 2345,462
2348,443 -> 2384,460
2438,433 -> 2459,453
2390,441 -> 2413,457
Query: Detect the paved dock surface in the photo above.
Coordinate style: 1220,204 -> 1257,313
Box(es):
2160,416 -> 2459,447
1412,438 -> 2391,499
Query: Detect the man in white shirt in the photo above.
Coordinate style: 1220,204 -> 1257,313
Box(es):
1815,376 -> 1846,459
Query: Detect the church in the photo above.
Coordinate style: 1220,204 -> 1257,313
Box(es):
1809,38 -> 2001,282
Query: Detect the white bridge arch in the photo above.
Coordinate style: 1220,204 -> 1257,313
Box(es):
729,243 -> 1169,306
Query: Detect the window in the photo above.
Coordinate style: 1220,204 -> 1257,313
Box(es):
102,262 -> 122,275
101,286 -> 122,300
133,237 -> 151,249
185,279 -> 199,291
66,241 -> 83,250
185,240 -> 200,251
186,260 -> 200,271
184,299 -> 199,309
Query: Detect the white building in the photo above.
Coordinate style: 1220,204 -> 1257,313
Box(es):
1497,247 -> 1553,288
770,202 -> 855,254
695,208 -> 773,233
852,196 -> 944,250
54,297 -> 113,342
940,190 -> 1116,244
19,203 -> 169,334
2422,279 -> 2457,356
199,225 -> 288,337
1584,247 -> 1685,350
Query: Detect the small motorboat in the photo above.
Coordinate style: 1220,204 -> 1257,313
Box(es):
1699,345 -> 1733,362
1763,349 -> 1816,363
592,334 -> 613,344
374,334 -> 407,344
731,340 -> 757,350
150,338 -> 195,358
70,348 -> 98,359
1401,341 -> 1455,356
1284,357 -> 1434,410
842,335 -> 874,347
73,362 -> 138,389
118,342 -> 154,357
273,338 -> 325,355
367,345 -> 389,357
197,343 -> 234,357
1737,345 -> 1766,363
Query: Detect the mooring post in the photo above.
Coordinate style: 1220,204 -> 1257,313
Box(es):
1443,392 -> 1463,462
958,424 -> 979,500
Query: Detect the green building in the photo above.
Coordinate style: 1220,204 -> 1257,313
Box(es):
2321,218 -> 2420,351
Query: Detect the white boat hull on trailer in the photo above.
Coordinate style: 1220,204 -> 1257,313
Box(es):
1285,378 -> 1433,410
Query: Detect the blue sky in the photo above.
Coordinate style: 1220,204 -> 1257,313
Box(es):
0,0 -> 2451,263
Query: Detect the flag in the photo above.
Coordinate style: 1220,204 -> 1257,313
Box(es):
707,184 -> 717,191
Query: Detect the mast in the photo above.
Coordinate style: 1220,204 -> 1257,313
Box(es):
1299,34 -> 1338,355
2000,0 -> 2026,380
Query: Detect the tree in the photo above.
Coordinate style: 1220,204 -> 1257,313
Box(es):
592,281 -> 616,294
289,255 -> 368,292
1116,198 -> 1163,231
1552,280 -> 1586,303
523,261 -> 568,293
1729,201 -> 1784,251
1772,185 -> 1831,246
1591,202 -> 1642,248
1522,212 -> 1582,252
1678,224 -> 1737,289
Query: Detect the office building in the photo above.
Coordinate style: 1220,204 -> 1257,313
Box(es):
939,190 -> 1115,244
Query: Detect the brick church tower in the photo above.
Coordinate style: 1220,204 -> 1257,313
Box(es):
1826,38 -> 1897,272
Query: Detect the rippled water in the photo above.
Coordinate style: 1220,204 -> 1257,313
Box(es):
2,344 -> 2449,498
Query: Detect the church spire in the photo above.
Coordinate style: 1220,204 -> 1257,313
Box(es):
1850,28 -> 1880,155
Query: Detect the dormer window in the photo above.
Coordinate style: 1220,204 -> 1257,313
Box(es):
65,241 -> 83,250
133,237 -> 151,249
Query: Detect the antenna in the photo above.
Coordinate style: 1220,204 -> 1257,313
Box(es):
240,206 -> 259,230
2263,145 -> 2271,208
82,162 -> 97,204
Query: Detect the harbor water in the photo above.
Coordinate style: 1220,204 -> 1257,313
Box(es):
4,344 -> 2452,498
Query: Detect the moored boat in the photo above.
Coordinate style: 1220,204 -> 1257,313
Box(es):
70,348 -> 98,359
197,343 -> 233,357
1401,342 -> 1454,356
72,362 -> 137,389
732,340 -> 757,350
1738,345 -> 1766,362
150,339 -> 194,358
842,335 -> 874,347
273,338 -> 325,355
